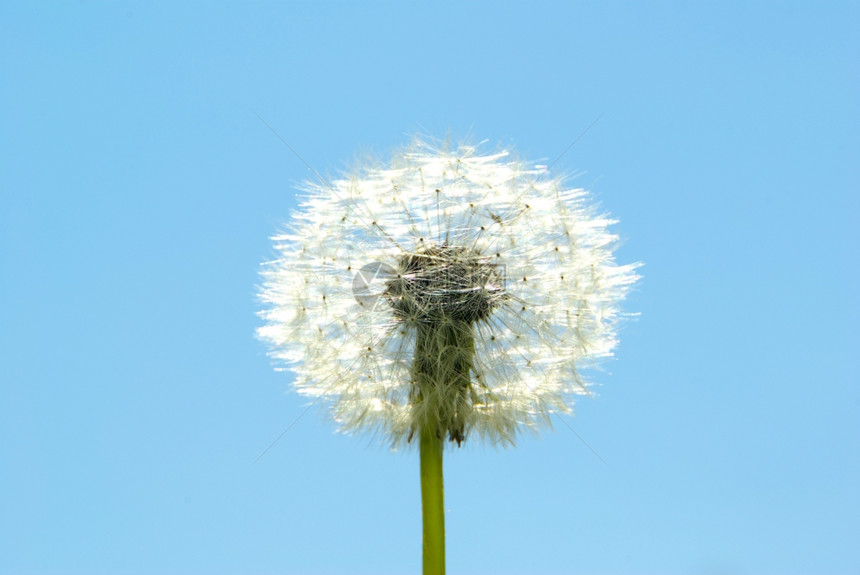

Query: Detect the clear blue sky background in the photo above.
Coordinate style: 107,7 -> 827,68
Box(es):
2,2 -> 857,574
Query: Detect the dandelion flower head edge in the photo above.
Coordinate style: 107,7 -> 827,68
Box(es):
258,138 -> 639,447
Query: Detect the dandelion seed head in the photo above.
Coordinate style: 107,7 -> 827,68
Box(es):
258,138 -> 639,447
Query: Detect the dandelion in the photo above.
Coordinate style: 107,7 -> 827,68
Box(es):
258,137 -> 638,574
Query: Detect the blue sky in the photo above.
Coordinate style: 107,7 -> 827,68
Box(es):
1,2 -> 857,574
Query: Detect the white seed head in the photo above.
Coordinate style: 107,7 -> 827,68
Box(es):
258,138 -> 639,447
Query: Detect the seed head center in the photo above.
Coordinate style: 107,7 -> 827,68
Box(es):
385,244 -> 505,324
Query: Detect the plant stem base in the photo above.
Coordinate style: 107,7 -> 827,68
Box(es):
420,427 -> 445,575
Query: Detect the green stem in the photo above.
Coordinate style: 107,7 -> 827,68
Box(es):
420,425 -> 445,575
